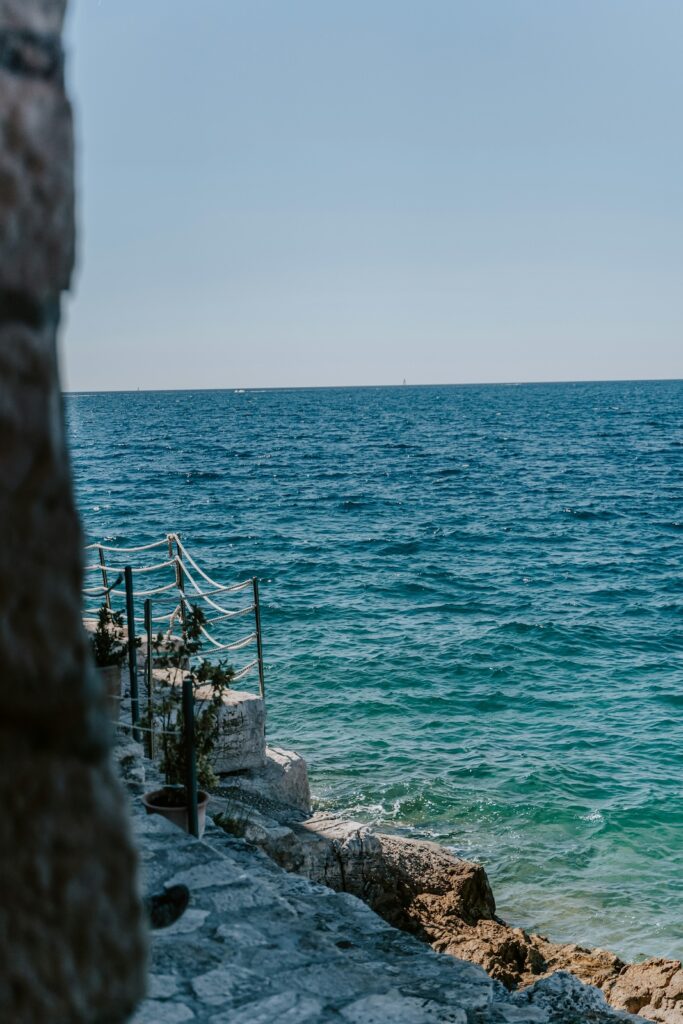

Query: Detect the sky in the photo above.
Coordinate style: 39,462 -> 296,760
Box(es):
62,1 -> 683,391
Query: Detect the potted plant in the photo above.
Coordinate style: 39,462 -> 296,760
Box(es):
90,604 -> 130,721
142,605 -> 235,836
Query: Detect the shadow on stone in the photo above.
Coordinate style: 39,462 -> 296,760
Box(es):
144,884 -> 190,930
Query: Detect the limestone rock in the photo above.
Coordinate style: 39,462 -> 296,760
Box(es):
604,960 -> 683,1023
119,733 -> 637,1023
214,806 -> 496,943
210,689 -> 266,773
216,744 -> 311,816
254,744 -> 312,812
511,971 -> 635,1023
210,790 -> 677,1024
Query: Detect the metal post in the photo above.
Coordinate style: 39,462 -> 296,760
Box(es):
144,598 -> 154,760
124,565 -> 140,739
252,576 -> 265,701
98,545 -> 111,610
182,676 -> 199,838
173,533 -> 187,628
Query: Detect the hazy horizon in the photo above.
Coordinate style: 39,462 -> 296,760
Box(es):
63,1 -> 683,391
63,375 -> 683,395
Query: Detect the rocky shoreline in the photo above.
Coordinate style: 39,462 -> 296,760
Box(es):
212,746 -> 683,1024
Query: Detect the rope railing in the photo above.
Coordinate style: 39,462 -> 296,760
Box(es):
134,605 -> 182,626
232,659 -> 259,682
176,564 -> 252,619
83,583 -> 111,595
84,538 -> 169,554
193,628 -> 257,654
104,558 -> 176,576
85,533 -> 264,841
204,605 -> 255,625
171,534 -> 225,590
133,580 -> 179,598
176,557 -> 253,599
82,532 -> 266,702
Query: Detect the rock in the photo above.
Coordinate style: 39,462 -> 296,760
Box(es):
511,971 -> 635,1023
604,959 -> 683,1022
214,807 -> 496,943
252,745 -> 311,813
0,26 -> 74,296
0,3 -> 146,1020
370,831 -> 496,929
115,735 -> 147,793
209,689 -> 266,773
0,0 -> 67,33
119,734 -> 637,1023
216,745 -> 311,816
534,941 -> 624,991
209,790 -> 678,1024
437,919 -> 547,989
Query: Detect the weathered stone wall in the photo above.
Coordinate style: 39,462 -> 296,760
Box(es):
0,2 -> 147,1020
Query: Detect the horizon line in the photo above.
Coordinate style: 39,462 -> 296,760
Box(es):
63,375 -> 683,396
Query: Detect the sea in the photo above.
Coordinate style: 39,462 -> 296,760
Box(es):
66,380 -> 683,963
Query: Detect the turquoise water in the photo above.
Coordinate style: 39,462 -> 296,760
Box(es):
67,381 -> 683,962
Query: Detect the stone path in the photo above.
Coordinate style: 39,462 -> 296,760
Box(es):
120,742 -> 635,1024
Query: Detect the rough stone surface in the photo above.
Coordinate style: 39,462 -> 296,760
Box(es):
512,972 -> 639,1023
604,961 -> 683,1023
0,3 -> 147,1021
209,791 -> 682,1023
216,744 -> 311,814
0,54 -> 74,294
121,739 -> 635,1024
209,688 -> 266,773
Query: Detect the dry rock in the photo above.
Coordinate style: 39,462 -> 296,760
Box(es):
209,689 -> 266,773
604,960 -> 683,1022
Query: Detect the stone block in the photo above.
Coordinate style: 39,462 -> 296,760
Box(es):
209,992 -> 324,1024
210,689 -> 266,774
216,745 -> 311,816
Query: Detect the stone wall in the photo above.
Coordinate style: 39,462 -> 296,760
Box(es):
0,2 -> 147,1020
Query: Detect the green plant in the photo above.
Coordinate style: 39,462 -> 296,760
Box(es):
151,605 -> 235,799
91,605 -> 130,667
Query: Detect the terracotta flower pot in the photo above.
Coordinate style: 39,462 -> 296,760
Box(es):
98,664 -> 123,721
142,787 -> 209,837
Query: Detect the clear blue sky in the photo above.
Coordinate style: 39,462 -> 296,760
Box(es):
63,1 -> 683,390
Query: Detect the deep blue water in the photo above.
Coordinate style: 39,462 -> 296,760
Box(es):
66,381 -> 683,961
